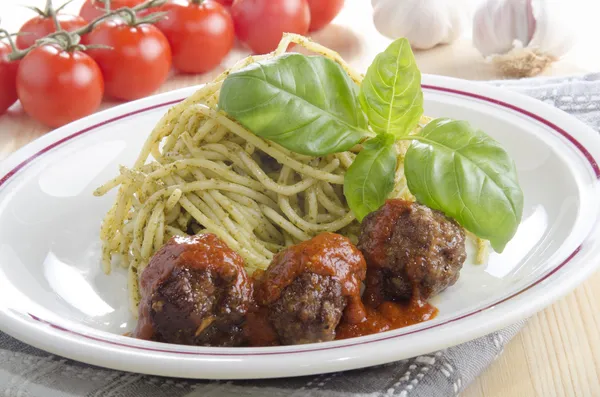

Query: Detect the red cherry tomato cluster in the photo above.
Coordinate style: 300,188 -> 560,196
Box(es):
0,0 -> 344,127
1,0 -> 172,127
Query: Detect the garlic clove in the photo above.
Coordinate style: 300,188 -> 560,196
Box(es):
473,0 -> 575,77
372,0 -> 471,51
528,1 -> 575,59
473,0 -> 536,57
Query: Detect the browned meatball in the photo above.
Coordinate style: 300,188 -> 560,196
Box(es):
358,200 -> 466,303
255,233 -> 367,345
134,234 -> 253,347
269,273 -> 345,345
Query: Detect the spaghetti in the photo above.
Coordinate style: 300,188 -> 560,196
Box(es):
95,34 -> 441,316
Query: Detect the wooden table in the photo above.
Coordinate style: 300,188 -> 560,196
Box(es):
1,1 -> 599,396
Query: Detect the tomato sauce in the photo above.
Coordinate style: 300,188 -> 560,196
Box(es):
135,232 -> 438,346
335,298 -> 438,340
243,306 -> 280,347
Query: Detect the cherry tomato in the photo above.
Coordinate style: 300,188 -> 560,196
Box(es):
307,0 -> 344,32
79,0 -> 145,22
16,14 -> 87,49
17,44 -> 104,127
214,0 -> 233,5
153,0 -> 234,74
83,19 -> 171,101
0,43 -> 19,114
231,0 -> 310,54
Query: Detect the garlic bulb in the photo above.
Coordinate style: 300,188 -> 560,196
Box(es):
372,0 -> 472,50
473,0 -> 575,77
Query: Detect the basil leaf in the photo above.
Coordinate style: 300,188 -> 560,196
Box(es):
344,134 -> 398,221
218,53 -> 369,156
404,118 -> 523,252
359,38 -> 423,137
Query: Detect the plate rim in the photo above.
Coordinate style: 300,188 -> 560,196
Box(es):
1,74 -> 599,379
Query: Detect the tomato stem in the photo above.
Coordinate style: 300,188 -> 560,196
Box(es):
75,0 -> 167,33
84,43 -> 113,51
44,0 -> 54,15
44,0 -> 63,32
22,6 -> 46,17
117,7 -> 138,25
22,0 -> 76,19
133,11 -> 169,27
52,30 -> 75,49
0,29 -> 24,59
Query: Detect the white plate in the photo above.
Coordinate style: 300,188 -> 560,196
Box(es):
1,75 -> 599,380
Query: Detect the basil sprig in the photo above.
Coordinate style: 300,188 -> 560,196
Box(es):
219,39 -> 524,252
359,38 -> 423,138
344,134 -> 398,221
404,119 -> 523,252
218,53 -> 370,156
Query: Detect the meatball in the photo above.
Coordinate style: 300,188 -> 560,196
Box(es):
255,232 -> 367,345
134,234 -> 253,347
358,199 -> 466,302
269,273 -> 345,345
